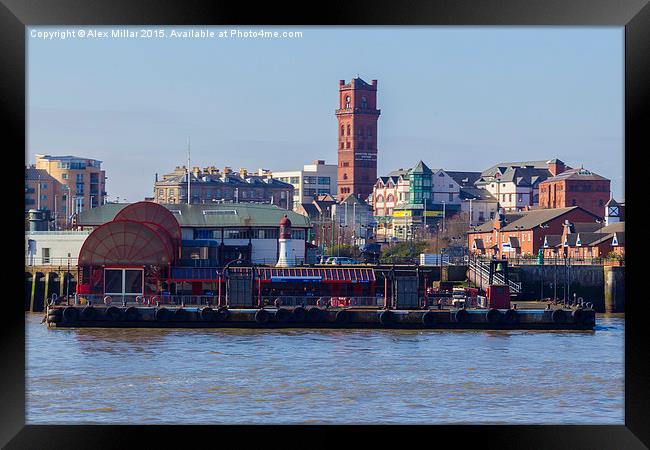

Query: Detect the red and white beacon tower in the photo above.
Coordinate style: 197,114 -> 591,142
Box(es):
276,215 -> 294,267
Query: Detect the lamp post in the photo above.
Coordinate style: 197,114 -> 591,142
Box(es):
442,200 -> 446,233
469,198 -> 473,227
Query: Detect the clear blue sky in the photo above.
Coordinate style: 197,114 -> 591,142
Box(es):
27,26 -> 624,202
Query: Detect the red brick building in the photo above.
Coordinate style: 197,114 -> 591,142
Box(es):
538,166 -> 610,218
336,77 -> 380,202
542,220 -> 624,259
468,206 -> 601,258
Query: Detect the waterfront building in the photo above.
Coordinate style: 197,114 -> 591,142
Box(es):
25,230 -> 90,266
153,165 -> 293,209
541,200 -> 625,259
459,187 -> 499,226
75,202 -> 311,266
272,160 -> 337,209
34,154 -> 107,213
372,161 -> 472,240
336,77 -> 381,202
538,166 -> 611,218
25,166 -> 64,230
475,159 -> 569,211
467,206 -> 601,258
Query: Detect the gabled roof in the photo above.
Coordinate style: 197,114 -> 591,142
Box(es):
410,160 -> 433,175
576,232 -> 607,246
25,166 -> 58,182
542,167 -> 609,183
459,187 -> 498,202
612,231 -> 625,246
598,221 -> 624,234
446,171 -> 482,187
501,207 -> 599,232
543,235 -> 562,248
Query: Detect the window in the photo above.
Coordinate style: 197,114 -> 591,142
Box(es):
448,193 -> 453,201
257,229 -> 278,239
304,176 -> 317,184
42,248 -> 50,264
340,142 -> 344,149
341,125 -> 345,136
518,194 -> 523,202
76,174 -> 84,182
104,268 -> 143,297
572,199 -> 577,206
290,177 -> 300,184
292,229 -> 306,240
317,177 -> 330,185
345,96 -> 351,109
367,128 -> 372,137
358,126 -> 364,136
224,229 -> 251,239
346,142 -> 350,149
346,124 -> 351,135
361,96 -> 367,109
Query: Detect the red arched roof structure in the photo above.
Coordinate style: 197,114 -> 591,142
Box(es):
78,220 -> 173,266
114,201 -> 182,245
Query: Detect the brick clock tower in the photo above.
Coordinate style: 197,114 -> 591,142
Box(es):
336,77 -> 381,202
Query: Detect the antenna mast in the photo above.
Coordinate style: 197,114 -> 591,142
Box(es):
187,137 -> 191,205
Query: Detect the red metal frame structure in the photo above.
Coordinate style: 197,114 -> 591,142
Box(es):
77,219 -> 174,296
113,201 -> 182,259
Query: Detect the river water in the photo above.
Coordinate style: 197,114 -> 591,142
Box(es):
26,313 -> 624,424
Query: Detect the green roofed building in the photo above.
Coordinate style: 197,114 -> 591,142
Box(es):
75,202 -> 314,266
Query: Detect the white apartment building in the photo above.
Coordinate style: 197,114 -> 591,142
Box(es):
272,160 -> 338,210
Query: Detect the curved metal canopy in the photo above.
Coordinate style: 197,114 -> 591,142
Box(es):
114,201 -> 182,245
78,220 -> 172,266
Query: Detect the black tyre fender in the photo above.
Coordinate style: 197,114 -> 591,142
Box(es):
173,308 -> 189,322
582,309 -> 596,325
486,308 -> 502,324
200,307 -> 215,321
379,310 -> 393,325
105,306 -> 123,321
571,308 -> 585,323
80,306 -> 97,321
124,306 -> 140,322
552,309 -> 567,324
422,311 -> 437,327
48,308 -> 63,318
217,307 -> 230,321
63,306 -> 79,323
255,309 -> 270,324
335,309 -> 351,324
47,312 -> 62,323
275,307 -> 291,322
504,309 -> 519,324
155,307 -> 171,322
455,309 -> 469,323
307,307 -> 323,322
293,306 -> 307,322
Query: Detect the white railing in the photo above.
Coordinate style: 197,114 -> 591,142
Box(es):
25,256 -> 78,267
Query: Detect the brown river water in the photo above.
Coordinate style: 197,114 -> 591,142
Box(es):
26,313 -> 624,424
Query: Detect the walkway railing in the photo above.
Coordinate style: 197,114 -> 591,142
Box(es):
25,256 -> 78,267
468,257 -> 522,294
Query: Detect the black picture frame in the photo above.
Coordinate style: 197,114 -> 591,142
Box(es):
2,0 -> 648,448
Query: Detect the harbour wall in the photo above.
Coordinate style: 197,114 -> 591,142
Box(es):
508,265 -> 624,313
